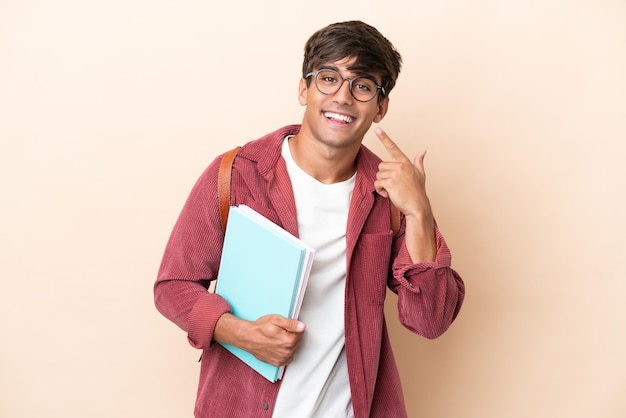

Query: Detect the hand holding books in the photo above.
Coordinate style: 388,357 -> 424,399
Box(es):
214,312 -> 305,368
213,205 -> 315,382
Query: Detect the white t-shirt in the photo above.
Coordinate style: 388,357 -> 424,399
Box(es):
271,137 -> 355,418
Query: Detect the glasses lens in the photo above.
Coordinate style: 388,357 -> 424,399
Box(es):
351,77 -> 378,102
315,70 -> 341,95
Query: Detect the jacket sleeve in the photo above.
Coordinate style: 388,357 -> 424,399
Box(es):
389,223 -> 465,339
153,157 -> 232,350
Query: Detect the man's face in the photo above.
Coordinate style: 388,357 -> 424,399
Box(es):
298,57 -> 389,151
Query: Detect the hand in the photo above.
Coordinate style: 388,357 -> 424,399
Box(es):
374,127 -> 437,262
215,313 -> 305,367
374,127 -> 431,219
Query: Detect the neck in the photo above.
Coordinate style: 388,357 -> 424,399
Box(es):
288,135 -> 358,184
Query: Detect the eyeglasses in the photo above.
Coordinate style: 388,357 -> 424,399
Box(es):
305,69 -> 385,102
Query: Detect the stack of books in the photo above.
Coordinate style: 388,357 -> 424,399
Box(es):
215,205 -> 315,382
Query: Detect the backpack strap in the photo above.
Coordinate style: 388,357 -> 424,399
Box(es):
217,146 -> 241,232
390,202 -> 400,235
217,144 -> 400,234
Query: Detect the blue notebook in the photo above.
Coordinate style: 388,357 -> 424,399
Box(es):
215,205 -> 315,382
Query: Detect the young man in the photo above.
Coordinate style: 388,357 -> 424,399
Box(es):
155,20 -> 465,418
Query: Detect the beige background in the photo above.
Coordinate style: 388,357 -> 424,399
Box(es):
1,1 -> 625,417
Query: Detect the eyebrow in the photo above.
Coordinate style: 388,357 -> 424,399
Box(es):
318,65 -> 380,84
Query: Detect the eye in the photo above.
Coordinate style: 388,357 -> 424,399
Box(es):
319,71 -> 339,84
354,78 -> 375,92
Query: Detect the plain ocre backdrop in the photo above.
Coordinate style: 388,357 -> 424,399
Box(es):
1,1 -> 625,417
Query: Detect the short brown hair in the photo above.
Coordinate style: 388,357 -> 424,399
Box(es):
302,21 -> 402,99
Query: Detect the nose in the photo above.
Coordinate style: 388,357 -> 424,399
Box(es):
332,78 -> 354,104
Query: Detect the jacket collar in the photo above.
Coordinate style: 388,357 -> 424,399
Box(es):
239,124 -> 382,189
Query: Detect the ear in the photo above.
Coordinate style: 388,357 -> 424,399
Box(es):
373,96 -> 389,123
298,77 -> 308,106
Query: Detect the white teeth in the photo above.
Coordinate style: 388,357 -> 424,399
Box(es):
324,112 -> 353,123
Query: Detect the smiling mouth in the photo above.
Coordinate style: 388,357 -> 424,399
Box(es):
324,112 -> 354,124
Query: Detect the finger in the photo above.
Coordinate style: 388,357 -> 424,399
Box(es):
413,150 -> 427,172
275,317 -> 305,333
375,127 -> 408,161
